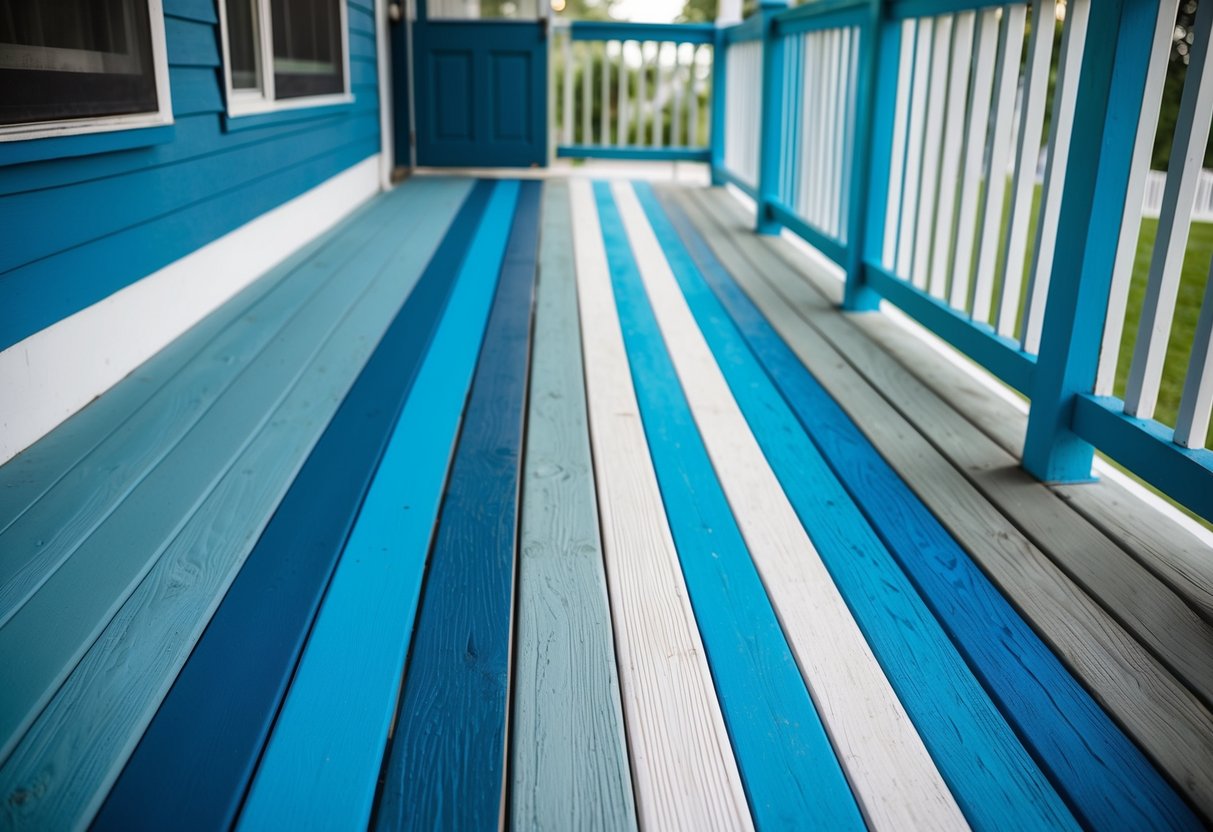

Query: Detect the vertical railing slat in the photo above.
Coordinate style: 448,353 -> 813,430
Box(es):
929,11 -> 974,300
1021,0 -> 1091,354
911,14 -> 952,290
949,8 -> 999,310
562,33 -> 574,146
581,40 -> 592,145
673,43 -> 685,147
618,41 -> 630,146
995,0 -> 1056,338
1175,260 -> 1213,448
895,17 -> 932,279
1124,0 -> 1213,419
970,5 -> 1026,324
882,20 -> 915,269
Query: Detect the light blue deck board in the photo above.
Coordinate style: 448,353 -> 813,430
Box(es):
0,181 -> 474,831
0,179 -> 471,768
0,183 -> 421,629
659,187 -> 1204,830
236,180 -> 519,831
632,182 -> 1078,832
508,181 -> 638,832
592,182 -> 865,832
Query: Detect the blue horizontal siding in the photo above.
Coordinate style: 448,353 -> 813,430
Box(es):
0,5 -> 381,351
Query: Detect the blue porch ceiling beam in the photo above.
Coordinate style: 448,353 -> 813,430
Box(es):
1022,0 -> 1161,482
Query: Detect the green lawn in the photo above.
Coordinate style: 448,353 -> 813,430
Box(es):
970,183 -> 1213,446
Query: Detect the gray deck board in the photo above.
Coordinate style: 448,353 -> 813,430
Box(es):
672,184 -> 1213,818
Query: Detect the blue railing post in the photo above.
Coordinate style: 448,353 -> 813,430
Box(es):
711,27 -> 729,186
755,0 -> 789,235
843,0 -> 893,312
1022,0 -> 1160,482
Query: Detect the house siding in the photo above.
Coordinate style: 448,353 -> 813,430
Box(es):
0,0 -> 382,352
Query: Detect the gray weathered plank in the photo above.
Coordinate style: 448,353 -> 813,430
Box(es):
0,180 -> 473,831
509,181 -> 638,832
672,184 -> 1213,819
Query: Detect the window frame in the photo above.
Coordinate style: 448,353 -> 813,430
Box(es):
0,0 -> 174,143
218,0 -> 354,119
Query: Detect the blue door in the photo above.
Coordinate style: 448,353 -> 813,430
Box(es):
412,2 -> 548,167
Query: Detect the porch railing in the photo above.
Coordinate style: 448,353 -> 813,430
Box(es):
553,21 -> 715,162
708,0 -> 1213,522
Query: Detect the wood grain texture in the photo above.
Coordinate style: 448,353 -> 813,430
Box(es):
679,184 -> 1213,821
595,183 -> 865,832
375,180 -> 540,831
508,181 -> 638,832
0,181 -> 457,771
658,186 -> 1201,831
90,181 -> 492,832
609,182 -> 970,832
568,178 -> 753,832
820,284 -> 1213,625
0,180 -> 476,832
0,186 -> 410,630
235,181 -> 519,831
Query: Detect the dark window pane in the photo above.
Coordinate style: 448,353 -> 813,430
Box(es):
270,0 -> 344,99
225,0 -> 261,89
0,0 -> 158,126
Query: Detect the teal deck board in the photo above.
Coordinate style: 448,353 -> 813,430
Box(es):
632,183 -> 1079,832
0,197 -> 352,527
90,181 -> 493,832
592,182 -> 865,832
0,187 -> 409,629
508,181 -> 638,832
661,186 -> 1204,831
236,180 -> 519,831
0,180 -> 474,831
0,179 -> 471,769
375,180 -> 540,831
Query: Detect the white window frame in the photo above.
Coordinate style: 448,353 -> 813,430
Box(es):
0,0 -> 173,143
219,0 -> 354,118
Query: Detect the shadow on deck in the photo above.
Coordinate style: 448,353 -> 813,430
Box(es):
0,175 -> 1210,830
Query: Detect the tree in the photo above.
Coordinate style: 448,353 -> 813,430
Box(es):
552,0 -> 618,21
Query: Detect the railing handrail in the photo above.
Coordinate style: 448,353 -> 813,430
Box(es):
710,0 -> 1213,521
565,20 -> 716,44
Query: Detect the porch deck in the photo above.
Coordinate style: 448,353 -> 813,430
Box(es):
0,175 -> 1209,831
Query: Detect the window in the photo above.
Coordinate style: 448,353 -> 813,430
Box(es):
220,0 -> 351,116
0,0 -> 172,140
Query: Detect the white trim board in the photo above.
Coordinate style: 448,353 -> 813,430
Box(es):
0,153 -> 383,467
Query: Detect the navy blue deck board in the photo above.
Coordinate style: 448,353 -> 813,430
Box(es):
656,185 -> 1203,831
89,181 -> 493,832
374,180 -> 541,831
632,184 -> 1077,831
592,182 -> 865,831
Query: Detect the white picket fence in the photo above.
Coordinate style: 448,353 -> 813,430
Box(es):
1141,168 -> 1213,221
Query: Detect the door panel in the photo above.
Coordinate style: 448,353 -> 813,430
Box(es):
413,21 -> 547,167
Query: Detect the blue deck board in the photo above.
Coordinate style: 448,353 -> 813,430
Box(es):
235,180 -> 518,831
89,181 -> 494,832
656,186 -> 1204,831
374,180 -> 541,831
592,181 -> 865,832
632,183 -> 1078,832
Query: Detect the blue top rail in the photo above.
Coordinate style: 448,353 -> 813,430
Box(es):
568,21 -> 716,44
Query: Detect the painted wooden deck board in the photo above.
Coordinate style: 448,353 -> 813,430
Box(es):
235,181 -> 518,831
678,184 -> 1213,820
90,181 -> 494,832
375,180 -> 540,831
607,181 -> 970,831
0,187 -> 413,631
0,181 -> 463,771
569,178 -> 753,832
658,186 -> 1200,831
0,181 -> 475,831
595,182 -> 865,832
508,181 -> 638,832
